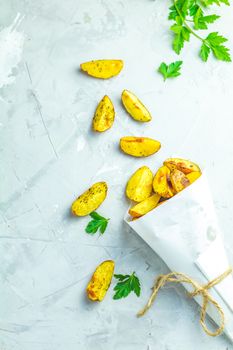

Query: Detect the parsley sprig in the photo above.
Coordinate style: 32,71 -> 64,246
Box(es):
113,272 -> 141,299
158,60 -> 183,80
169,0 -> 231,62
85,212 -> 109,235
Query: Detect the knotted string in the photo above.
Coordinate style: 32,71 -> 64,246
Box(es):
137,268 -> 232,337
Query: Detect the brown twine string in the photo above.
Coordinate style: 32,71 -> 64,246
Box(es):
137,268 -> 232,337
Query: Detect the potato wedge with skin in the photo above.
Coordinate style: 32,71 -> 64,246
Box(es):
120,136 -> 161,157
129,193 -> 161,218
80,60 -> 123,79
126,166 -> 153,202
153,166 -> 174,198
87,260 -> 115,301
71,182 -> 107,216
122,90 -> 152,122
164,158 -> 201,174
170,169 -> 190,193
93,95 -> 115,132
186,171 -> 202,184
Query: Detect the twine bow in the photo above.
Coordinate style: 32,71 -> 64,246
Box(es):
137,268 -> 232,337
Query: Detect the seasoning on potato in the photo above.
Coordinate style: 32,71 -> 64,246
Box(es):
121,90 -> 152,122
153,165 -> 174,198
170,169 -> 190,193
163,158 -> 201,174
93,95 -> 115,132
120,136 -> 161,157
129,193 -> 161,218
71,182 -> 108,216
87,260 -> 115,301
126,166 -> 153,202
80,59 -> 123,79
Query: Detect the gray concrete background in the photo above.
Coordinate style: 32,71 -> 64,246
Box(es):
1,0 -> 233,349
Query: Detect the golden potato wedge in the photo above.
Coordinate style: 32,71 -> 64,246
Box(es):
186,171 -> 202,184
153,166 -> 174,198
126,166 -> 153,202
170,169 -> 190,193
80,59 -> 123,79
121,90 -> 152,122
129,193 -> 161,218
71,182 -> 107,216
120,136 -> 161,157
164,158 -> 201,174
87,260 -> 115,301
93,95 -> 115,132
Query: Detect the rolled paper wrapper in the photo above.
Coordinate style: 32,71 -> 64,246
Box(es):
125,172 -> 233,341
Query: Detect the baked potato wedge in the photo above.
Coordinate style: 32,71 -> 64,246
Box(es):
186,171 -> 202,184
170,169 -> 190,193
71,182 -> 107,216
120,136 -> 161,157
87,260 -> 115,301
80,59 -> 123,79
153,166 -> 174,198
126,166 -> 153,202
93,95 -> 115,132
121,90 -> 152,122
129,193 -> 161,218
164,158 -> 200,174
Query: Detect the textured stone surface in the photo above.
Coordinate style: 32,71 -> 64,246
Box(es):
1,1 -> 233,349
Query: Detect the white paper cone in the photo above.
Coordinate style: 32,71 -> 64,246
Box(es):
125,172 -> 233,341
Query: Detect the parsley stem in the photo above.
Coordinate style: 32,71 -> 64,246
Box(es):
173,0 -> 204,42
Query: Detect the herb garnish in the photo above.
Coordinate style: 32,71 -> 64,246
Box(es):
169,0 -> 231,62
158,60 -> 183,80
113,272 -> 141,299
85,212 -> 109,235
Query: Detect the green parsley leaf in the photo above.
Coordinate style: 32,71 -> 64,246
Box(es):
170,23 -> 182,34
193,8 -> 219,30
168,0 -> 231,62
201,14 -> 220,24
182,27 -> 190,41
189,3 -> 199,16
169,0 -> 189,19
202,0 -> 229,6
219,0 -> 230,5
171,24 -> 190,54
169,5 -> 179,20
206,31 -> 228,45
212,44 -> 231,61
113,272 -> 141,300
113,274 -> 130,281
203,32 -> 232,62
200,43 -> 211,61
99,219 -> 108,234
89,212 -> 105,220
180,0 -> 191,16
173,33 -> 184,54
85,212 -> 109,235
158,60 -> 183,81
194,7 -> 206,29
